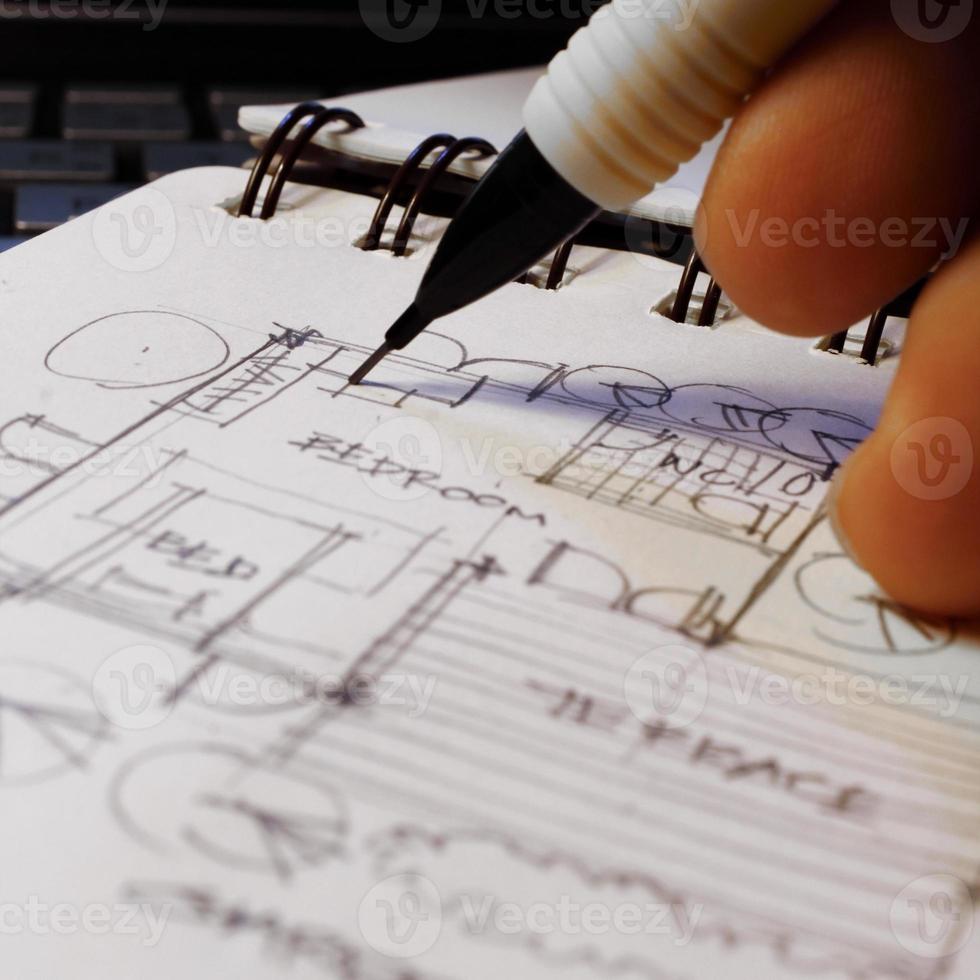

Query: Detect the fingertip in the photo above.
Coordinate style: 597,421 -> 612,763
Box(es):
694,0 -> 980,339
828,426 -> 980,618
694,190 -> 864,338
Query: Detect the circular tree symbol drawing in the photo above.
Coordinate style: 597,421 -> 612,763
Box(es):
0,660 -> 109,784
111,743 -> 349,881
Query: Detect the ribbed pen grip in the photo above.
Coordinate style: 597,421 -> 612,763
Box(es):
523,0 -> 839,210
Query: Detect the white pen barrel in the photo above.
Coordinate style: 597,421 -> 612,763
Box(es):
523,0 -> 840,210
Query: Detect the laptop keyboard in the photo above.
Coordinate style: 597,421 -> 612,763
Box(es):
0,82 -> 323,249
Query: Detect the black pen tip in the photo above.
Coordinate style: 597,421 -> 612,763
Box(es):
348,342 -> 391,386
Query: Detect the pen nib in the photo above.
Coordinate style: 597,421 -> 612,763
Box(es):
348,342 -> 391,386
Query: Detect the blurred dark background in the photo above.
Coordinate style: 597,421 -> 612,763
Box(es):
4,0 -> 588,90
0,0 -> 593,240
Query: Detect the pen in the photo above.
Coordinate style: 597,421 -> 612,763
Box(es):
349,0 -> 841,385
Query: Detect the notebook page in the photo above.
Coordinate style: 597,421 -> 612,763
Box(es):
0,168 -> 976,980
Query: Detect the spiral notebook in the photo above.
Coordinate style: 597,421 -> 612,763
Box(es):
238,67 -> 925,359
0,74 -> 977,980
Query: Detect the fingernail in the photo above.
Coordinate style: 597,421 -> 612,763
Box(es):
826,462 -> 865,569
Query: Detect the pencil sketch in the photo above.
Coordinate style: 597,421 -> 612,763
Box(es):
0,308 -> 975,980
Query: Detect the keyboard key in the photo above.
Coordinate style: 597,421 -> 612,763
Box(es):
0,85 -> 37,139
0,141 -> 114,181
208,88 -> 321,142
207,87 -> 317,108
142,141 -> 254,180
65,84 -> 181,105
15,183 -> 133,233
211,105 -> 253,143
0,84 -> 38,104
0,235 -> 29,252
0,103 -> 33,139
63,103 -> 191,141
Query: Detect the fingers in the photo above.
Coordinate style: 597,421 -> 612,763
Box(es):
695,0 -> 980,336
830,232 -> 980,617
692,0 -> 980,614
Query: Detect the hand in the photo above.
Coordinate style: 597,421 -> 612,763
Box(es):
696,0 -> 980,616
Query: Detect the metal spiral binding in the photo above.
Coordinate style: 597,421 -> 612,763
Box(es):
515,236 -> 576,290
360,133 -> 454,251
815,278 -> 928,365
672,246 -> 928,365
360,133 -> 496,256
363,131 -> 577,287
238,102 -> 365,219
241,105 -> 929,361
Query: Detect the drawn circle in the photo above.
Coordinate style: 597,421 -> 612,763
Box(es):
91,186 -> 178,273
111,742 -> 349,875
358,415 -> 444,503
92,644 -> 177,731
758,407 -> 871,470
45,311 -> 230,389
889,417 -> 973,501
890,874 -> 973,958
795,553 -> 955,655
559,366 -> 671,411
359,0 -> 442,42
659,384 -> 776,434
358,873 -> 443,959
0,660 -> 108,784
891,0 -> 973,42
623,644 -> 708,730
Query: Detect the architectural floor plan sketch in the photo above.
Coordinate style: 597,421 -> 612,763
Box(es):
0,169 -> 975,979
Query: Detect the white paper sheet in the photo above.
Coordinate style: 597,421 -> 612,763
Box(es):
0,168 -> 976,980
